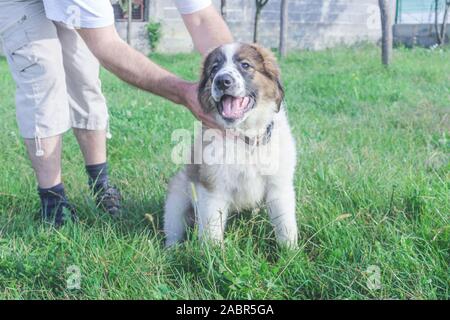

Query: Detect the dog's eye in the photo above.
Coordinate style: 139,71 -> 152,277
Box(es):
211,65 -> 219,73
241,62 -> 251,70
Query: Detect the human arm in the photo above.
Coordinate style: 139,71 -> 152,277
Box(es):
179,4 -> 234,55
76,26 -> 217,127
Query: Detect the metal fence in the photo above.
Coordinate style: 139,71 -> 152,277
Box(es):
396,0 -> 447,24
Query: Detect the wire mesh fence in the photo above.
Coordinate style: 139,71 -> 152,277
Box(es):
396,0 -> 448,24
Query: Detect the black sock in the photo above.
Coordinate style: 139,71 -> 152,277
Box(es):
86,162 -> 109,192
38,183 -> 67,224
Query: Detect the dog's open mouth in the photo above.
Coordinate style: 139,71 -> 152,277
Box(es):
219,95 -> 254,120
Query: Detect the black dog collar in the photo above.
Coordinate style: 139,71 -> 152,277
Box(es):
243,121 -> 274,147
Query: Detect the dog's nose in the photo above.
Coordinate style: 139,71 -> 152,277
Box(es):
215,74 -> 234,90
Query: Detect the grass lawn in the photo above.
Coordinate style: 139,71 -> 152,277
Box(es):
0,45 -> 448,299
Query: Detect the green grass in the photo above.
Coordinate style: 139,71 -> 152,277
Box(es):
0,45 -> 448,299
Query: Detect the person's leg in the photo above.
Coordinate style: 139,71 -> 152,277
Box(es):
23,136 -> 62,189
73,128 -> 122,215
73,128 -> 107,166
55,22 -> 121,215
0,2 -> 75,225
23,135 -> 76,226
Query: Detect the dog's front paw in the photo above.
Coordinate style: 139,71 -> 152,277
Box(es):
277,233 -> 298,250
165,237 -> 183,248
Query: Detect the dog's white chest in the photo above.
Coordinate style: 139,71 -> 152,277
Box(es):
215,163 -> 266,210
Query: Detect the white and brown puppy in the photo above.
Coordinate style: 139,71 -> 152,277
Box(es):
164,43 -> 298,248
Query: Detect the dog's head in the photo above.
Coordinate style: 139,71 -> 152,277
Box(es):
198,43 -> 284,130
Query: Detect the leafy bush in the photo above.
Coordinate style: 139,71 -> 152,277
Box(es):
146,21 -> 162,52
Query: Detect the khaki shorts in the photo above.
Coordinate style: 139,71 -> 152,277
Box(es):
0,0 -> 109,140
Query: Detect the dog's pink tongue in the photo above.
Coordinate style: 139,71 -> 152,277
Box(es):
222,96 -> 250,119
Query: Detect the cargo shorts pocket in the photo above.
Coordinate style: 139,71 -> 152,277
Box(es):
2,21 -> 37,73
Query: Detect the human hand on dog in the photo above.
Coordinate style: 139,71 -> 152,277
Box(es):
182,82 -> 221,130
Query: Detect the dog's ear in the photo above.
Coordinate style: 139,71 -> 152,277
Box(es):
197,49 -> 217,112
198,59 -> 209,103
274,78 -> 285,112
250,44 -> 285,112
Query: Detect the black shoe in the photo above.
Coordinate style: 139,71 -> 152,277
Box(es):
39,188 -> 78,227
94,183 -> 122,216
44,201 -> 78,227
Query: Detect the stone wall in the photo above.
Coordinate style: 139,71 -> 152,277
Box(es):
115,21 -> 151,55
145,0 -> 384,53
1,0 -> 388,55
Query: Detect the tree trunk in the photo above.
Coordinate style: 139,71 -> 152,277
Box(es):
439,2 -> 450,45
435,0 -> 443,44
279,0 -> 288,57
253,0 -> 269,43
253,8 -> 261,43
127,0 -> 132,45
379,0 -> 393,66
221,0 -> 227,21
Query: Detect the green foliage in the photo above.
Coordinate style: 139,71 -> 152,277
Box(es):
146,21 -> 162,52
0,45 -> 448,299
118,0 -> 138,14
118,0 -> 128,13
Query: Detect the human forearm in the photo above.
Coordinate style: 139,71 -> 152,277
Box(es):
77,24 -> 220,128
181,5 -> 233,55
77,26 -> 189,105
